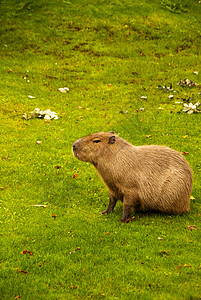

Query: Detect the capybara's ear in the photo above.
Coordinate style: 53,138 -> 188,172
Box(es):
108,135 -> 116,144
109,131 -> 115,134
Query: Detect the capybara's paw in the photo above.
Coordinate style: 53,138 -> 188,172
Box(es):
119,217 -> 131,223
101,210 -> 109,215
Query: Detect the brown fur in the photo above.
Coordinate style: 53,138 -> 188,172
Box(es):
73,132 -> 193,222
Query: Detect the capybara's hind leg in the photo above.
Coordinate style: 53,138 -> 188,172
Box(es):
101,192 -> 117,215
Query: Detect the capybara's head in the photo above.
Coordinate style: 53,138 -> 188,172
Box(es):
73,132 -> 117,164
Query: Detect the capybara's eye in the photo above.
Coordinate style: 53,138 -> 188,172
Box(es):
93,139 -> 101,143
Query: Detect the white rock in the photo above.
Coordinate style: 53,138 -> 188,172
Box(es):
58,87 -> 69,93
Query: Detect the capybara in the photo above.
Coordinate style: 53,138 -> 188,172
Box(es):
73,132 -> 193,222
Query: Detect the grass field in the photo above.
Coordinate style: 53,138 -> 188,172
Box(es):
0,0 -> 201,299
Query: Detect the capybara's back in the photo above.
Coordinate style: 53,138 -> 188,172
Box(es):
124,145 -> 192,214
73,132 -> 193,222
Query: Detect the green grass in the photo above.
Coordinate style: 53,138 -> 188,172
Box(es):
0,0 -> 201,299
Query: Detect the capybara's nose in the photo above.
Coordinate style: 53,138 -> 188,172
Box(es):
73,144 -> 76,151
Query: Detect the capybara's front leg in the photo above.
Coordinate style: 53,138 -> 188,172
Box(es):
120,193 -> 136,222
101,192 -> 117,215
120,204 -> 134,223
